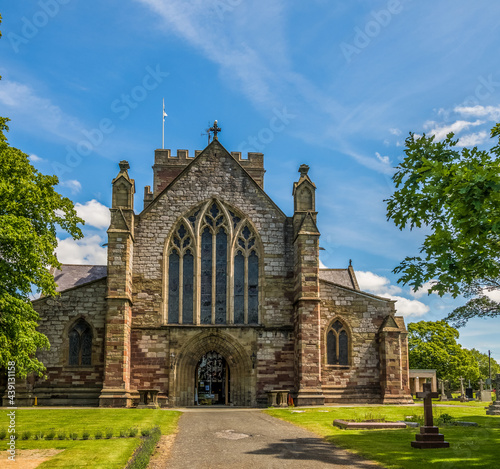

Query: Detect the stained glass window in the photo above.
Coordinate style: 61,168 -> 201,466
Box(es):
234,252 -> 245,324
68,319 -> 92,366
327,330 -> 336,365
166,200 -> 260,326
248,251 -> 259,324
200,227 -> 212,324
215,229 -> 227,324
183,250 -> 194,324
168,251 -> 180,324
326,320 -> 349,366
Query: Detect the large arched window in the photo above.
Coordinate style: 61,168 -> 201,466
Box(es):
68,319 -> 93,366
165,200 -> 260,325
326,319 -> 349,366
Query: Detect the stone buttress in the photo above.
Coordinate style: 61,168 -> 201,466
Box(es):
99,161 -> 135,407
292,165 -> 325,405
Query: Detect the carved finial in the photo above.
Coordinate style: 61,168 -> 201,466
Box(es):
299,164 -> 309,176
349,259 -> 352,266
209,120 -> 221,140
119,160 -> 130,172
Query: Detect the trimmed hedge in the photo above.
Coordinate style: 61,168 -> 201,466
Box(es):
126,426 -> 161,469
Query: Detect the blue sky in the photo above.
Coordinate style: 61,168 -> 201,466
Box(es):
1,0 -> 500,360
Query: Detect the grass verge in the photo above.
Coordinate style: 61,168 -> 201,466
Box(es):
264,405 -> 500,469
0,408 -> 181,468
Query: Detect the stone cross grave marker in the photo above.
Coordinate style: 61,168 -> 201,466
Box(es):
411,383 -> 450,448
479,379 -> 484,393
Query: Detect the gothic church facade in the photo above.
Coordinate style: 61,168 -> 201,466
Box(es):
30,137 -> 412,407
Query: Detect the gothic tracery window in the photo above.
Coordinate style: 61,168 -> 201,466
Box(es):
68,319 -> 92,366
326,319 -> 349,366
166,200 -> 260,325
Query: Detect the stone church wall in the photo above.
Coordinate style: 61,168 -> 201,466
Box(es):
131,147 -> 295,329
319,281 -> 395,403
32,279 -> 107,406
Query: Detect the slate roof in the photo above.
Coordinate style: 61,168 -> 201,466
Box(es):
51,265 -> 107,292
319,269 -> 359,290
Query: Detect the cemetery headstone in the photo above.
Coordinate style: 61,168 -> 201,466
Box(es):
439,379 -> 448,401
411,383 -> 450,449
486,374 -> 500,415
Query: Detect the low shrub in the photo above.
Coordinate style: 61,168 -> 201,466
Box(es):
126,426 -> 161,469
128,427 -> 138,437
437,413 -> 454,425
21,431 -> 31,440
105,428 -> 113,439
34,431 -> 44,440
119,429 -> 127,438
0,429 -> 7,440
94,430 -> 103,440
57,430 -> 66,440
82,430 -> 90,440
45,429 -> 56,440
140,428 -> 151,437
70,432 -> 78,440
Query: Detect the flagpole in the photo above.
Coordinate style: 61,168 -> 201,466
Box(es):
162,99 -> 165,149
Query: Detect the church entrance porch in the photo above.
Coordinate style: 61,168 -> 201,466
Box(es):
195,351 -> 230,405
169,330 -> 255,407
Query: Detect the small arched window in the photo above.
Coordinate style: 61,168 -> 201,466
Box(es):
68,319 -> 93,366
326,319 -> 349,366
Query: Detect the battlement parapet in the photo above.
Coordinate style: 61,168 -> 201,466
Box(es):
154,149 -> 195,165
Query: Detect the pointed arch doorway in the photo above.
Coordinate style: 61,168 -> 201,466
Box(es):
195,351 -> 230,405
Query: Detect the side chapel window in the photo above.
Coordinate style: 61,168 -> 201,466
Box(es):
326,319 -> 349,366
68,319 -> 93,366
166,200 -> 260,325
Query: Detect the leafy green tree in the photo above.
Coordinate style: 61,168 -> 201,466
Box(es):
468,348 -> 500,385
408,320 -> 480,389
0,15 -> 84,376
386,124 -> 500,327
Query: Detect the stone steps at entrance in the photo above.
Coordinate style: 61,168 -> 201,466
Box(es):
322,385 -> 381,404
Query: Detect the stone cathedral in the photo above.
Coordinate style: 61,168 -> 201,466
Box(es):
29,131 -> 413,407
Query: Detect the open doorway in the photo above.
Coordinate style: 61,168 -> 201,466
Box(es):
195,351 -> 230,405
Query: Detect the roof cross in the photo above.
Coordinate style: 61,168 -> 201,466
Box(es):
209,120 -> 221,140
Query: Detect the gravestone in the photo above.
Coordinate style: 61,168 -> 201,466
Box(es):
459,377 -> 467,402
486,374 -> 500,415
411,383 -> 450,449
465,387 -> 473,399
478,379 -> 492,402
439,379 -> 448,401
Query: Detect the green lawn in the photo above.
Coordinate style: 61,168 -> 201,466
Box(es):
265,405 -> 500,469
0,408 -> 181,468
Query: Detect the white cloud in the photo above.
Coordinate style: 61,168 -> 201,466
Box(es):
29,154 -> 45,162
483,289 -> 500,302
60,179 -> 82,194
56,235 -> 107,265
356,271 -> 402,296
428,119 -> 484,141
375,152 -> 390,165
389,128 -> 402,136
0,79 -> 84,143
454,105 -> 500,121
75,200 -> 110,229
457,130 -> 488,147
356,270 -> 430,318
410,281 -> 436,299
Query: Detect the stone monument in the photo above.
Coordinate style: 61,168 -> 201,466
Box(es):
459,376 -> 467,402
439,379 -> 448,401
478,379 -> 492,402
486,374 -> 500,415
411,383 -> 450,449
